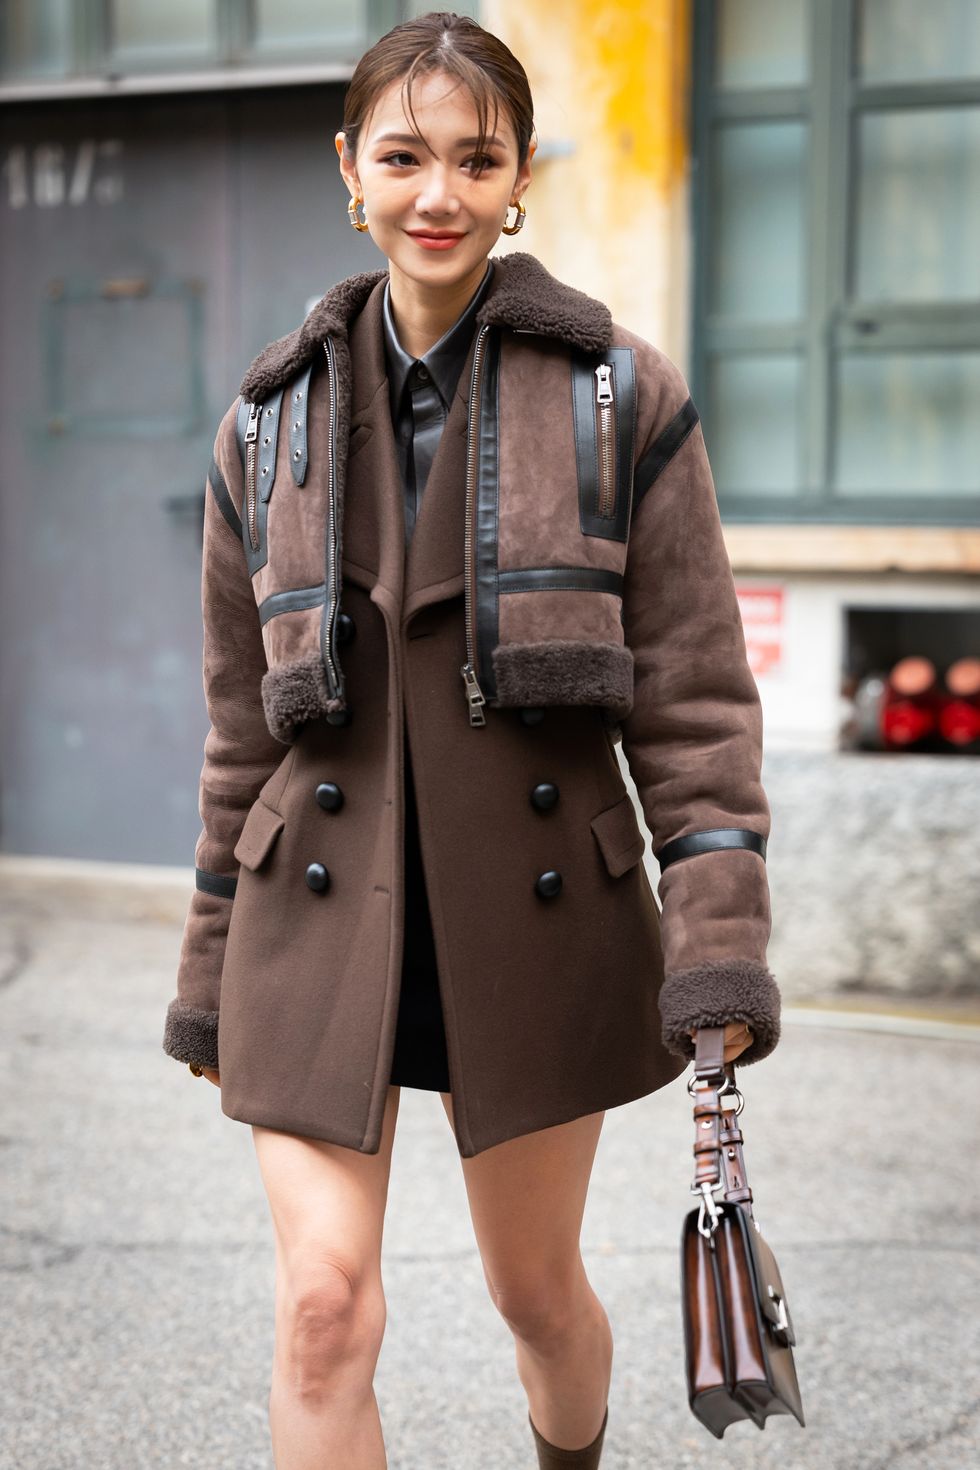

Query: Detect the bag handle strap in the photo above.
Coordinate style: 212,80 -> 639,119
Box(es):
688,1026 -> 751,1237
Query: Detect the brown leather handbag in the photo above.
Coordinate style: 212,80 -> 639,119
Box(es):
679,1026 -> 806,1438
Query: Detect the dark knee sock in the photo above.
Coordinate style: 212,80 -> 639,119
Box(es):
528,1404 -> 608,1468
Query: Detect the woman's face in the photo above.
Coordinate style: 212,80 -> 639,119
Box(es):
335,70 -> 534,289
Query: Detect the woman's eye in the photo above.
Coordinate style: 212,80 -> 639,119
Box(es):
465,154 -> 496,172
382,152 -> 416,167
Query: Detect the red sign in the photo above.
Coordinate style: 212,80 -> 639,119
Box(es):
735,584 -> 784,677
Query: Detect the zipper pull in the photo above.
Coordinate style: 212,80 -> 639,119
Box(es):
594,363 -> 613,404
460,663 -> 487,726
244,401 -> 260,442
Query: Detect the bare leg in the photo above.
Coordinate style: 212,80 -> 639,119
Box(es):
251,1085 -> 402,1470
439,1092 -> 612,1451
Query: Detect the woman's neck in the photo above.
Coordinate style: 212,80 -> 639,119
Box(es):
386,258 -> 489,358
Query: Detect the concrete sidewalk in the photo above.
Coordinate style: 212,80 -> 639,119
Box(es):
1,877 -> 978,1469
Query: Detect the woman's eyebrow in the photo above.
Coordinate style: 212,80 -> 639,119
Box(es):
373,131 -> 505,148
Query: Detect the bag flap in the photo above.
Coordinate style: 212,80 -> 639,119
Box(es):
590,791 -> 646,877
735,1207 -> 797,1347
233,799 -> 285,872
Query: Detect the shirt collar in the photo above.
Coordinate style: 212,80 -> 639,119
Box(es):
382,259 -> 494,416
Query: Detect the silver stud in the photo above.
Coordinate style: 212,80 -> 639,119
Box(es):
295,391 -> 303,401
293,419 -> 301,429
293,448 -> 301,459
262,466 -> 269,475
263,435 -> 271,444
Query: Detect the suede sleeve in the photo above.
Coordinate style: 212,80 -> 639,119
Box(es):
619,354 -> 780,1066
162,400 -> 289,1071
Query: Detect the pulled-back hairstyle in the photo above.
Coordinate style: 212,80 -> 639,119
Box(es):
340,10 -> 534,178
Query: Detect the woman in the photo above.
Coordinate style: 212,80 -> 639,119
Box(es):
162,12 -> 779,1468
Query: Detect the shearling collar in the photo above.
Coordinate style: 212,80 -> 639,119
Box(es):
239,250 -> 614,403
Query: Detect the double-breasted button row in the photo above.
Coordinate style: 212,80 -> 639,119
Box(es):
308,778 -> 343,889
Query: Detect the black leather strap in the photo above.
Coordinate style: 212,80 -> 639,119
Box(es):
287,358 -> 316,486
571,346 -> 636,541
632,394 -> 700,513
654,827 -> 767,872
258,582 -> 326,627
207,453 -> 241,539
195,867 -> 238,899
497,566 -> 624,596
474,326 -> 502,702
257,387 -> 284,503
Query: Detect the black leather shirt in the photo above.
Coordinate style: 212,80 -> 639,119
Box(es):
381,260 -> 495,546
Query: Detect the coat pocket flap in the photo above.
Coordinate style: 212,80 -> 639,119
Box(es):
234,799 -> 285,872
590,792 -> 646,877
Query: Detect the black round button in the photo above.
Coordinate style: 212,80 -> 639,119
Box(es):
520,706 -> 546,725
305,862 -> 331,893
534,869 -> 563,898
530,782 -> 559,811
326,706 -> 352,726
315,782 -> 344,812
416,364 -> 430,381
336,612 -> 356,644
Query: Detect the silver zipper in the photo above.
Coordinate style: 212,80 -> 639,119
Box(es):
321,339 -> 341,701
244,401 -> 260,550
460,324 -> 489,727
594,363 -> 616,519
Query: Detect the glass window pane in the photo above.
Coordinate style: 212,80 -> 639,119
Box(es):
1,0 -> 73,79
855,107 -> 980,304
706,356 -> 802,496
715,0 -> 808,90
710,121 -> 807,320
834,352 -> 980,497
856,0 -> 980,84
253,0 -> 364,52
109,1 -> 216,63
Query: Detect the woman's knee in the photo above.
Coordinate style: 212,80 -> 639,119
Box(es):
275,1251 -> 387,1398
485,1259 -> 590,1346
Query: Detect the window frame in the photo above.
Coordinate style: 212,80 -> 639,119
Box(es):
691,0 -> 980,526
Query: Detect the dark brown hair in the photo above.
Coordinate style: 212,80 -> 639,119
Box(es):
341,10 -> 534,178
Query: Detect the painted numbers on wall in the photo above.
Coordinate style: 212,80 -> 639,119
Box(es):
2,140 -> 124,209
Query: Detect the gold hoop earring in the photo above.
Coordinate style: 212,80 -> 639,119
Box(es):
347,194 -> 368,232
501,199 -> 526,235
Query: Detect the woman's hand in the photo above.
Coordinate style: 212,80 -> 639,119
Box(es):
201,1067 -> 220,1088
687,1021 -> 754,1063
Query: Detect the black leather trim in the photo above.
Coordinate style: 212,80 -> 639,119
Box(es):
571,346 -> 636,541
258,583 -> 326,627
257,387 -> 284,504
474,326 -> 502,702
654,827 -> 767,872
195,866 -> 238,899
287,356 -> 316,486
236,396 -> 270,576
497,566 -> 624,596
207,453 -> 241,539
632,395 -> 700,513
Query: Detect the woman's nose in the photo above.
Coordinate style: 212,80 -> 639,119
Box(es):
415,168 -> 458,215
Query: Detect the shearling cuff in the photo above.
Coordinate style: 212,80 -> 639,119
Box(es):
261,653 -> 345,743
658,958 -> 781,1066
163,998 -> 219,1070
492,640 -> 635,718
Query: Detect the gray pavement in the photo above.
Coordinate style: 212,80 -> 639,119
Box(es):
1,872 -> 979,1469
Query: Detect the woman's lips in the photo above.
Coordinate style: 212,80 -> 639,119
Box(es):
408,232 -> 465,251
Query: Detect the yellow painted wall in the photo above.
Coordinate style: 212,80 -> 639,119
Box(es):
482,0 -> 693,356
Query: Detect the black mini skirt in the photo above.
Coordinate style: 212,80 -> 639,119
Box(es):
388,727 -> 452,1093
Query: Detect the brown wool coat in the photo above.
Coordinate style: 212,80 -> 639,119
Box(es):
162,250 -> 781,1158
